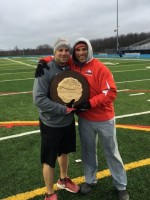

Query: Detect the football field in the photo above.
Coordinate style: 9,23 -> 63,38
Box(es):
0,56 -> 150,200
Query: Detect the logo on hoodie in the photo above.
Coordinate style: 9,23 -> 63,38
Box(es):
85,69 -> 93,75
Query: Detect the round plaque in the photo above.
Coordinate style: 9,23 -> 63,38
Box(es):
50,70 -> 89,107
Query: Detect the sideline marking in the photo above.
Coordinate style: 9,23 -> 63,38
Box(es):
0,130 -> 40,141
116,79 -> 150,84
113,68 -> 149,73
103,62 -> 119,66
0,72 -> 34,76
0,67 -> 30,71
3,58 -> 36,68
124,90 -> 150,92
0,91 -> 32,96
129,93 -> 145,96
2,158 -> 150,200
115,111 -> 150,119
0,78 -> 34,83
117,89 -> 129,92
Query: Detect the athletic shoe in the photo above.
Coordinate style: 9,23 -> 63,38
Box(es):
57,177 -> 80,193
44,193 -> 58,200
80,182 -> 96,194
118,189 -> 129,200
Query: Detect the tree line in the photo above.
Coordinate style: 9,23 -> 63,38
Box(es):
0,32 -> 150,57
90,32 -> 150,54
0,44 -> 53,57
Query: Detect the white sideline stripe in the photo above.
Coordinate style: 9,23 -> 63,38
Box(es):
0,67 -> 30,71
3,58 -> 36,68
0,130 -> 40,141
117,89 -> 129,92
0,111 -> 150,141
113,69 -> 149,73
0,78 -> 34,83
0,72 -> 34,76
129,93 -> 145,96
115,111 -> 150,119
116,79 -> 150,84
103,62 -> 119,66
0,91 -> 32,96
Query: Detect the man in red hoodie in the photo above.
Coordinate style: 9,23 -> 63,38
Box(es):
35,37 -> 129,200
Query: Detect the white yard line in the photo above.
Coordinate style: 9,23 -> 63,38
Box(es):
0,67 -> 30,71
116,79 -> 150,84
129,93 -> 145,96
0,72 -> 33,76
0,91 -> 32,96
3,58 -> 36,68
0,78 -> 34,83
0,111 -> 150,141
113,69 -> 149,73
103,62 -> 119,66
115,111 -> 150,119
117,89 -> 129,92
0,130 -> 40,141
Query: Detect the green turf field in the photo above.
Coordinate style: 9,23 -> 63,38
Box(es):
0,56 -> 150,200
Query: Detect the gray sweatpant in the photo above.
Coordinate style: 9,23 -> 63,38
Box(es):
78,116 -> 127,190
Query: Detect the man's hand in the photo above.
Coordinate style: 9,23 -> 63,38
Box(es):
65,99 -> 76,114
35,60 -> 49,78
75,101 -> 91,112
66,107 -> 76,114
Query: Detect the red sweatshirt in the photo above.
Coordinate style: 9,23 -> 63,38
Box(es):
70,58 -> 117,121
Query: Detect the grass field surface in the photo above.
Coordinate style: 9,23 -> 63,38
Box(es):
0,56 -> 150,200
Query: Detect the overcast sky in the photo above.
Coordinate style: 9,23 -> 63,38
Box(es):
1,0 -> 150,50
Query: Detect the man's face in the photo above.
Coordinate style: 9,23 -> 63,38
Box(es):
54,47 -> 70,66
75,46 -> 88,63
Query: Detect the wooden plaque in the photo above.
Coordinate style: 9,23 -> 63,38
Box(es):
50,70 -> 89,107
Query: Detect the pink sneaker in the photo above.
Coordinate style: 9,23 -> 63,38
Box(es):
44,193 -> 58,200
57,177 -> 80,193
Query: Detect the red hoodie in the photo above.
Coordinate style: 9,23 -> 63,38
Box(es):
70,58 -> 117,121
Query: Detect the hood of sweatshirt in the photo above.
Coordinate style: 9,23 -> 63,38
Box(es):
72,37 -> 93,66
